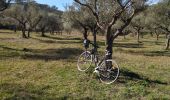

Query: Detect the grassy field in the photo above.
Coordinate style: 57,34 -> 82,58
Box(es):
0,30 -> 170,100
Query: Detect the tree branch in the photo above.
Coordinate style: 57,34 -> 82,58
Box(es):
108,0 -> 133,27
74,0 -> 104,30
0,0 -> 12,11
159,25 -> 170,33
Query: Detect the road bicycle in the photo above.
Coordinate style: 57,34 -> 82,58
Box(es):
77,40 -> 119,84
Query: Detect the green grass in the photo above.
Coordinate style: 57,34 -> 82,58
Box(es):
0,30 -> 170,100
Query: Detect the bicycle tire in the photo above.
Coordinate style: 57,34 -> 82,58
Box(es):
98,59 -> 119,84
77,51 -> 92,71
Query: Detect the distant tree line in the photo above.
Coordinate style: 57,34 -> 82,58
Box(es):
0,0 -> 169,50
0,0 -> 63,38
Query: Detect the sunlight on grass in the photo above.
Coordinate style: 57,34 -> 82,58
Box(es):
0,31 -> 170,99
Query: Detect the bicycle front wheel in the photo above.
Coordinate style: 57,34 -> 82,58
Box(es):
98,59 -> 119,84
77,51 -> 92,72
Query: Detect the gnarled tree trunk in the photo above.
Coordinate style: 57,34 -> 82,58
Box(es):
41,31 -> 45,37
105,27 -> 113,59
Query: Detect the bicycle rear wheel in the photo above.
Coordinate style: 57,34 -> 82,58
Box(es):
98,59 -> 119,84
77,51 -> 92,71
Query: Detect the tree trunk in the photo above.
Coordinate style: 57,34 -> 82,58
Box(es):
14,27 -> 17,33
166,36 -> 170,50
27,29 -> 31,38
22,29 -> 27,38
137,31 -> 140,43
156,34 -> 159,41
106,36 -> 113,60
105,27 -> 114,69
93,29 -> 97,45
83,27 -> 88,40
41,31 -> 46,37
155,30 -> 159,41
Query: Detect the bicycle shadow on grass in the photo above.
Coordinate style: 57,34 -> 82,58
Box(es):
117,68 -> 168,85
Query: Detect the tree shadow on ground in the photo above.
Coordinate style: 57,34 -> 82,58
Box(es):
0,31 -> 13,34
56,40 -> 82,44
115,48 -> 170,57
31,37 -> 57,43
144,50 -> 170,57
0,45 -> 22,51
97,41 -> 144,48
56,96 -> 93,100
113,43 -> 144,48
117,68 -> 168,85
142,40 -> 165,45
22,48 -> 83,61
0,45 -> 83,61
31,37 -> 82,44
0,38 -> 16,41
0,45 -> 23,59
43,35 -> 82,41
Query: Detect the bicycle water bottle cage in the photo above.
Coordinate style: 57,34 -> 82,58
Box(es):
83,39 -> 90,49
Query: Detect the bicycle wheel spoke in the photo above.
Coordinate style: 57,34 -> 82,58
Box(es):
77,51 -> 92,71
98,59 -> 119,84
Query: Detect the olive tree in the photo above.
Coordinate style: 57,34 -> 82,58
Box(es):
26,2 -> 42,38
36,11 -> 49,37
4,0 -> 43,38
48,13 -> 62,35
63,5 -> 98,44
144,4 -> 165,41
151,0 -> 170,49
74,0 -> 147,63
36,11 -> 62,37
131,13 -> 146,43
0,0 -> 12,12
63,6 -> 86,37
4,4 -> 28,38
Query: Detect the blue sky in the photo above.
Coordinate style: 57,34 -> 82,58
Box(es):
149,0 -> 160,4
35,0 -> 160,11
36,0 -> 73,11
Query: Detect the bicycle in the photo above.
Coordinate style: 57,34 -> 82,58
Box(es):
77,40 -> 119,84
